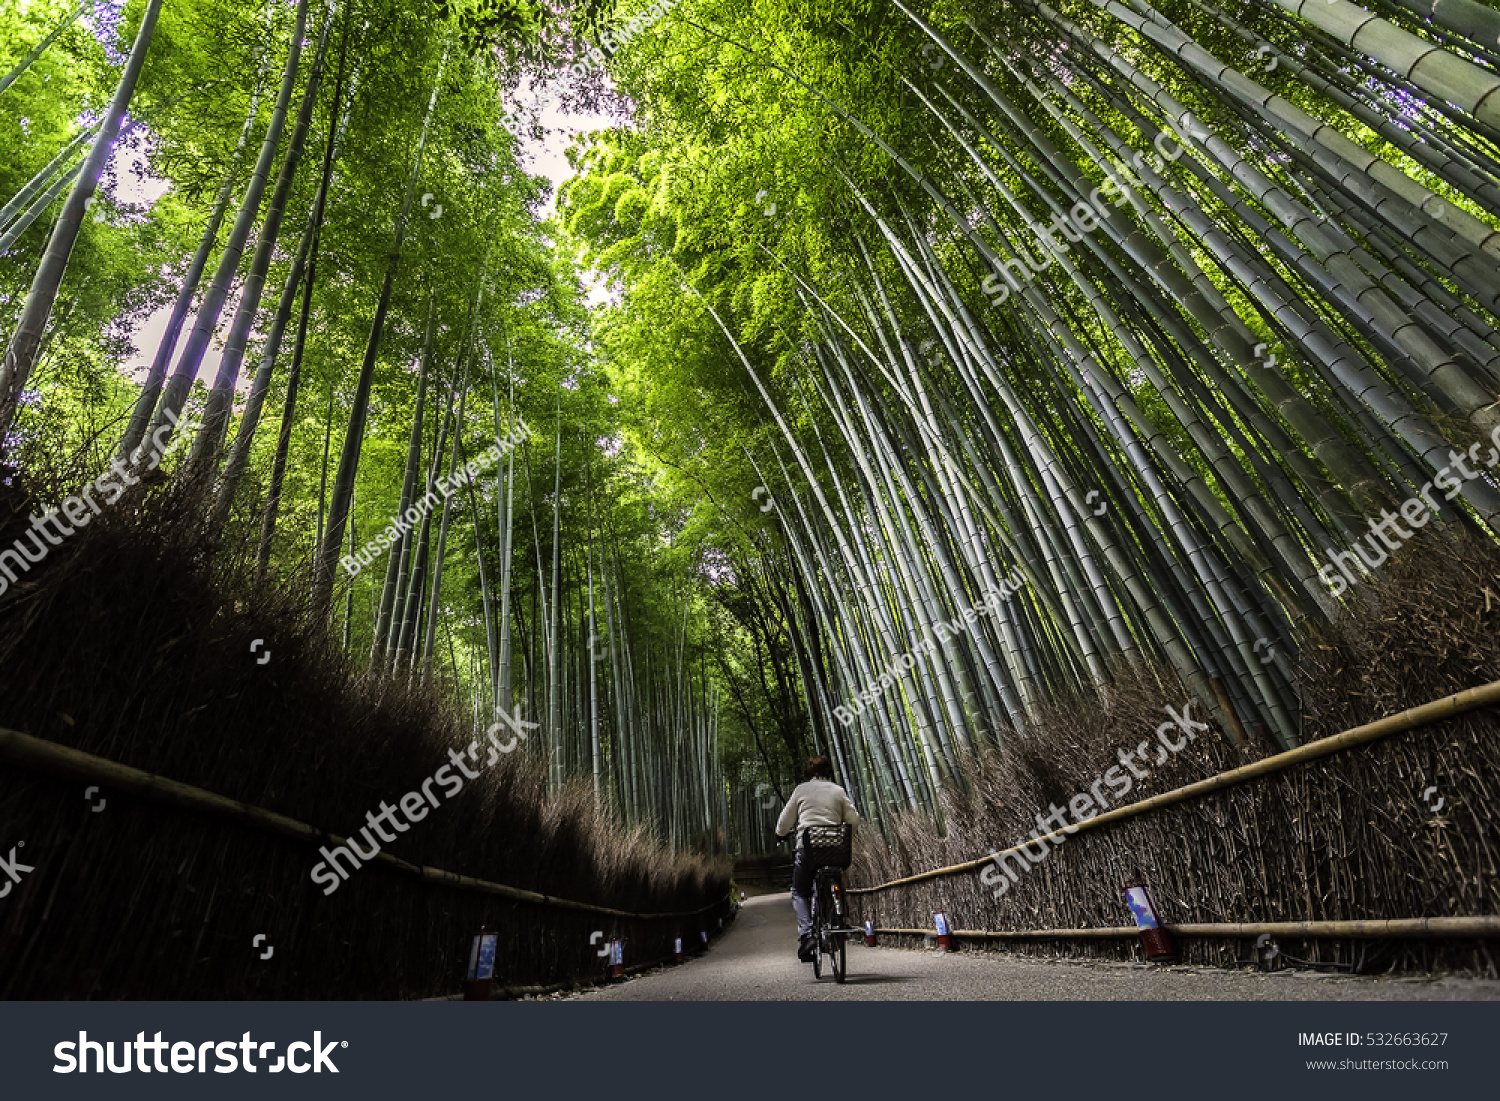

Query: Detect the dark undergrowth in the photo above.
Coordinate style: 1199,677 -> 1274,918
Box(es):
0,466 -> 728,999
850,529 -> 1500,976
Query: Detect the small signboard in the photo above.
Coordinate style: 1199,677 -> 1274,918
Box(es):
1124,886 -> 1159,930
1122,878 -> 1177,961
467,933 -> 499,981
932,910 -> 955,951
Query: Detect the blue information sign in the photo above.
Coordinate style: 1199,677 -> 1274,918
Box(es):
1124,886 -> 1158,930
467,933 -> 498,981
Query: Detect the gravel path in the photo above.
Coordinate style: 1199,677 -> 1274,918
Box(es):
574,894 -> 1500,1002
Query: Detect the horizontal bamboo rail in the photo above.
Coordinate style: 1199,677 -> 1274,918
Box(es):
878,927 -> 1135,939
0,726 -> 724,920
875,917 -> 1500,939
850,678 -> 1500,894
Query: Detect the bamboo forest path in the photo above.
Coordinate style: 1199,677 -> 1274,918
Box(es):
570,895 -> 1500,1002
9,0 -> 1500,1007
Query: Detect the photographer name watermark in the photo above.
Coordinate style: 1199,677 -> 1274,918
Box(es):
834,573 -> 1024,726
342,421 -> 530,579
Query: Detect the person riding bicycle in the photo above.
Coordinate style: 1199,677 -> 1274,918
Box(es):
774,756 -> 860,962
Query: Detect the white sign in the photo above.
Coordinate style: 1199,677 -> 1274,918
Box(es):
1125,886 -> 1158,930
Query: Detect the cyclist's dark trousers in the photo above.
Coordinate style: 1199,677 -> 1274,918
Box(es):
791,848 -> 815,938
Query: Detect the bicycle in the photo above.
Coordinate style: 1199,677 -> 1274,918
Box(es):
801,824 -> 857,984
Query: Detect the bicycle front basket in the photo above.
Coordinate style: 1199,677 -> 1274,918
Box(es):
802,825 -> 852,869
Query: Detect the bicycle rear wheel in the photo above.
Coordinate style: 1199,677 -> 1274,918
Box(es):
830,876 -> 847,983
810,889 -> 822,978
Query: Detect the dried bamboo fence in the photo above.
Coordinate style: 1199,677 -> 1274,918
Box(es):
0,485 -> 729,999
0,725 -> 731,998
847,681 -> 1500,974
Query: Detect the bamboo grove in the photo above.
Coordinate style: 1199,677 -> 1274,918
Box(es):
7,0 -> 1500,855
0,0 -> 731,854
559,0 -> 1500,833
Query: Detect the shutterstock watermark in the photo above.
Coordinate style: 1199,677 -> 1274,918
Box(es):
0,841 -> 33,898
833,572 -> 1024,726
1317,428 -> 1500,595
977,116 -> 1209,308
310,706 -> 538,895
500,0 -> 679,135
0,409 -> 198,598
978,701 -> 1210,898
342,421 -> 530,579
979,185 -> 1118,307
54,1031 -> 344,1074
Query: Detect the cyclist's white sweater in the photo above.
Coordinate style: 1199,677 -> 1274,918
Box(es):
775,779 -> 860,844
